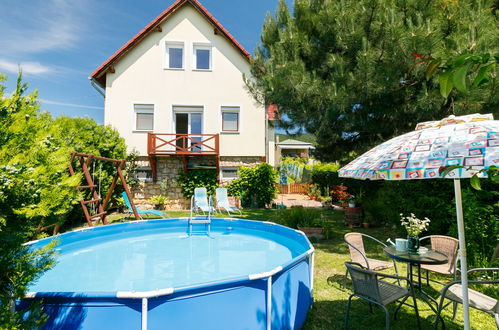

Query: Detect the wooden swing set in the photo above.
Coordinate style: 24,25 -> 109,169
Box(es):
68,152 -> 140,226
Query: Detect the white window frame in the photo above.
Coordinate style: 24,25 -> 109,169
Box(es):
133,104 -> 154,132
172,105 -> 204,134
165,41 -> 185,70
220,106 -> 240,133
192,43 -> 212,71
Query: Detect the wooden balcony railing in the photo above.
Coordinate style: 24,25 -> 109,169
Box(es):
147,133 -> 219,155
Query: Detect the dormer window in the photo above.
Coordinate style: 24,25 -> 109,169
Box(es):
165,42 -> 184,69
193,44 -> 212,70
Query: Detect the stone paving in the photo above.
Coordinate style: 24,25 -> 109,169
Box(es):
273,193 -> 324,208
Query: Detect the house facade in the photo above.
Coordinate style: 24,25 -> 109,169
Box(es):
90,0 -> 275,207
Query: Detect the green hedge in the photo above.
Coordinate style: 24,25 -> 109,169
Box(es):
178,169 -> 218,199
226,163 -> 278,208
310,162 -> 341,190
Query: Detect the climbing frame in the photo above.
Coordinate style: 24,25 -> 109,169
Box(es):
68,152 -> 140,227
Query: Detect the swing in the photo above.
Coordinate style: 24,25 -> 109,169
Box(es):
68,152 -> 141,228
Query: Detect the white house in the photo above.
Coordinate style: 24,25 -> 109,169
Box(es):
90,0 -> 275,205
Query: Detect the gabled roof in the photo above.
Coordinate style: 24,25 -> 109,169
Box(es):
278,139 -> 315,149
89,0 -> 251,87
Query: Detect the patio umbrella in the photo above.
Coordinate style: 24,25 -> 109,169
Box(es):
338,113 -> 498,330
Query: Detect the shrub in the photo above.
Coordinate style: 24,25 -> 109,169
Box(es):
311,162 -> 341,191
276,206 -> 324,228
149,195 -> 168,209
358,178 -> 498,266
226,163 -> 278,208
330,185 -> 351,203
178,170 -> 218,199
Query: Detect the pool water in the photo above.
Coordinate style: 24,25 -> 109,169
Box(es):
30,227 -> 304,293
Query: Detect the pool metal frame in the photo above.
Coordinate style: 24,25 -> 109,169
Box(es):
23,218 -> 314,330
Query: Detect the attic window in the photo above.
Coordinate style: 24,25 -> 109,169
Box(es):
165,42 -> 184,69
193,44 -> 212,70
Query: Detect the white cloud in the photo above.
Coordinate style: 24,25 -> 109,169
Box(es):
0,59 -> 52,75
39,98 -> 103,110
0,0 -> 90,55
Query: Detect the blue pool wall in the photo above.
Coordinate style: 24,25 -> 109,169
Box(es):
20,218 -> 314,330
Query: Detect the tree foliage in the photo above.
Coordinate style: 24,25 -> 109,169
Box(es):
424,52 -> 498,98
247,0 -> 498,161
0,73 -> 129,328
0,74 -> 81,327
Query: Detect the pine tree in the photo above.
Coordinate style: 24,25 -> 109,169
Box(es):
247,0 -> 498,161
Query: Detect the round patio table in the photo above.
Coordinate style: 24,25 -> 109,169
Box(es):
384,246 -> 448,317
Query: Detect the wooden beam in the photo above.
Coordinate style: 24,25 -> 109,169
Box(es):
156,25 -> 162,32
148,155 -> 157,183
72,152 -> 123,163
117,162 -> 140,220
108,66 -> 115,74
102,166 -> 120,211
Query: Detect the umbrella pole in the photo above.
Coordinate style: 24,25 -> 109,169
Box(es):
454,179 -> 470,330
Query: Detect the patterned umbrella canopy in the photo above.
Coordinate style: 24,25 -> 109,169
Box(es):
338,113 -> 498,180
338,113 -> 497,330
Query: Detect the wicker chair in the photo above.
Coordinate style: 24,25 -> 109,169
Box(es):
420,235 -> 459,285
344,262 -> 421,329
434,268 -> 499,329
344,233 -> 399,272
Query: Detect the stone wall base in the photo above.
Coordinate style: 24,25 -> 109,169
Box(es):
131,155 -> 263,210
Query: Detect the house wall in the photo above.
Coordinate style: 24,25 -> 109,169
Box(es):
104,4 -> 267,159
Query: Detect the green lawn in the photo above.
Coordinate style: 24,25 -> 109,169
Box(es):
72,208 -> 496,329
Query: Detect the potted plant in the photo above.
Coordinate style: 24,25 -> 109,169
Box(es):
330,185 -> 351,208
347,195 -> 356,208
150,195 -> 168,210
362,217 -> 370,228
306,184 -> 321,201
400,213 -> 430,253
278,207 -> 325,239
297,216 -> 325,239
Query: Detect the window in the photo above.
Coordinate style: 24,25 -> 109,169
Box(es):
221,106 -> 239,132
193,44 -> 211,70
221,167 -> 238,180
165,42 -> 184,69
134,104 -> 154,131
133,167 -> 153,182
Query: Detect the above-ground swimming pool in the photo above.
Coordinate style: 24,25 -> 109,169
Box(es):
20,218 -> 314,329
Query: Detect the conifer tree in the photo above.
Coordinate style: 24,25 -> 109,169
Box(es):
247,0 -> 498,161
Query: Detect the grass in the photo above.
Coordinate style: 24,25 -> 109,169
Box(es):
65,208 -> 496,329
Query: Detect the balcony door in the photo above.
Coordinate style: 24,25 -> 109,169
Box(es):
174,106 -> 203,151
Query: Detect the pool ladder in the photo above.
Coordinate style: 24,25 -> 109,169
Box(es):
188,215 -> 211,236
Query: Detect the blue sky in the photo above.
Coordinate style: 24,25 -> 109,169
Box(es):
0,0 -> 292,124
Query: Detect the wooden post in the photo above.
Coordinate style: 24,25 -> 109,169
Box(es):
117,162 -> 140,220
102,165 -> 120,210
148,155 -> 157,183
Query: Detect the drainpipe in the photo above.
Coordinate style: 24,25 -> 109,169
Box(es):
89,77 -> 105,98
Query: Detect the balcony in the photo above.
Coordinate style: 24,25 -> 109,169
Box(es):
148,133 -> 219,156
147,133 -> 220,182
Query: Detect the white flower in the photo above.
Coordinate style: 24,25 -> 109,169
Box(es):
400,213 -> 431,236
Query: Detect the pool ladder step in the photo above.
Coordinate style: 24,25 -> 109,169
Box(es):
188,216 -> 211,236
